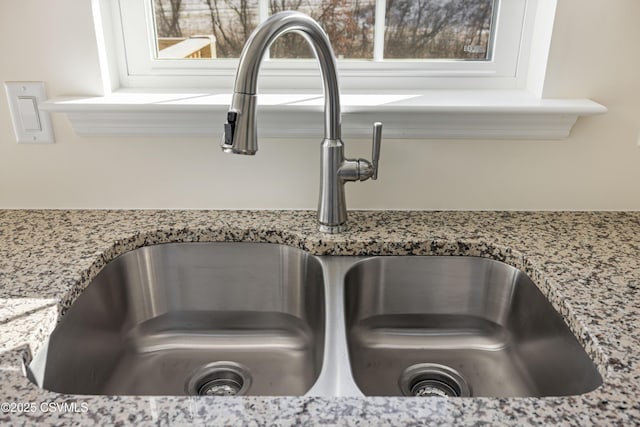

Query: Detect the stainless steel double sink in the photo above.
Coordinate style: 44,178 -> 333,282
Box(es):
28,242 -> 602,398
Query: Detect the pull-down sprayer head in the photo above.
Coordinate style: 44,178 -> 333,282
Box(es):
222,93 -> 258,155
221,11 -> 341,155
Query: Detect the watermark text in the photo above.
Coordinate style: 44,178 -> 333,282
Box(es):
1,401 -> 89,414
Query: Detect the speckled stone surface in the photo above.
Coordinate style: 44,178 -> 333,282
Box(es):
0,210 -> 639,426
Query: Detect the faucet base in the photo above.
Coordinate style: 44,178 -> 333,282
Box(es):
319,223 -> 348,234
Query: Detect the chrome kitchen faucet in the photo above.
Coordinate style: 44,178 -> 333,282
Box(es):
221,11 -> 382,233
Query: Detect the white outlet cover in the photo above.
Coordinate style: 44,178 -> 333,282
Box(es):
4,82 -> 55,144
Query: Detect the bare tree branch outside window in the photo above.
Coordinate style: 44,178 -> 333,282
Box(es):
267,0 -> 375,59
204,0 -> 259,57
385,0 -> 494,59
155,0 -> 184,37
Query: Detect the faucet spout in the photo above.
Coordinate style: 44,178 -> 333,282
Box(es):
221,11 -> 382,233
222,11 -> 341,153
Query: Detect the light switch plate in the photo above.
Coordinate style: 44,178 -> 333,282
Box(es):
4,82 -> 55,143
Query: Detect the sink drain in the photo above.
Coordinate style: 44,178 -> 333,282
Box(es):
186,362 -> 252,396
399,363 -> 470,397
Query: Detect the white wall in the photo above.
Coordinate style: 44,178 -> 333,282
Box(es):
1,0 -> 639,210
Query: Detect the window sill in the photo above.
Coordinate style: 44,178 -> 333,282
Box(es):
40,89 -> 606,140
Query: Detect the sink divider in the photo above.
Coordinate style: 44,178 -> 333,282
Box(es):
306,256 -> 367,397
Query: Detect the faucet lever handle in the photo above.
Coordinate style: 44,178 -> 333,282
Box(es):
371,122 -> 382,180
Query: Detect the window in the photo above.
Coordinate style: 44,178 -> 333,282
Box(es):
114,0 -> 534,90
53,0 -> 604,140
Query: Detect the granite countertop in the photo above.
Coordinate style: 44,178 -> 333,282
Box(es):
0,210 -> 639,426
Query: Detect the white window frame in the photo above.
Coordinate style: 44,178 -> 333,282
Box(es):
114,0 -> 533,91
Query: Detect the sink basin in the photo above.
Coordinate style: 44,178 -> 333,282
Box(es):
29,242 -> 325,396
344,256 -> 603,397
29,243 -> 602,398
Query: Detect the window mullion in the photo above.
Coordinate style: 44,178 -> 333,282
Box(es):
259,0 -> 269,61
373,0 -> 386,61
259,0 -> 268,22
